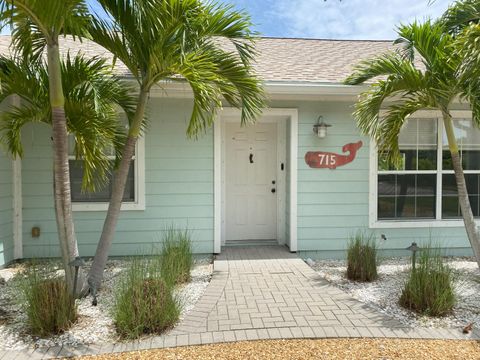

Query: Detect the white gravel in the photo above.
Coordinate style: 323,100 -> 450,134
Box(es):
307,257 -> 480,329
0,258 -> 212,350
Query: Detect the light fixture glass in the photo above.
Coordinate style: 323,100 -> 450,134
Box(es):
313,116 -> 331,138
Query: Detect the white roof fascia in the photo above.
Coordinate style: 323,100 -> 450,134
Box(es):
145,79 -> 368,99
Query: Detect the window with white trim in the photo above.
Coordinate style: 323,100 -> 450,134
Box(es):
68,115 -> 145,211
376,115 -> 480,222
69,146 -> 136,203
441,119 -> 480,218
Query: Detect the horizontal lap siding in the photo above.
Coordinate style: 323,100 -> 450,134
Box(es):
270,100 -> 471,255
0,151 -> 13,266
18,96 -> 474,259
21,98 -> 214,258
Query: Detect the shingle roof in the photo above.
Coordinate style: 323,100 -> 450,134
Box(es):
0,35 -> 394,84
253,37 -> 393,83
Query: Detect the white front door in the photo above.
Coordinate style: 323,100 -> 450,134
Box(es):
225,122 -> 278,241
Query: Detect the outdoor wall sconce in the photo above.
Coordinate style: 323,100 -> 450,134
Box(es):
31,226 -> 40,238
313,116 -> 331,138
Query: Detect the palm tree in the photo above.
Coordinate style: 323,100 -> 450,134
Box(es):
0,53 -> 135,292
87,0 -> 265,290
344,20 -> 480,268
0,0 -> 94,293
0,54 -> 135,190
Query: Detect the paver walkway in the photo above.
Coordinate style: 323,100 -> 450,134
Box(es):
172,246 -> 402,338
3,246 -> 479,359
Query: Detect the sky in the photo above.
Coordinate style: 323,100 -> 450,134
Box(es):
227,0 -> 456,40
2,0 -> 456,40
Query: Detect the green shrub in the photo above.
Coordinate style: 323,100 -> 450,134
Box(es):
21,266 -> 77,336
160,227 -> 193,286
400,247 -> 455,317
113,256 -> 180,339
346,232 -> 378,282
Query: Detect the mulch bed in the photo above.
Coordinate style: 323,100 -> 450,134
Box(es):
75,339 -> 480,359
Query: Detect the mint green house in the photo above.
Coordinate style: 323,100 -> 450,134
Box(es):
0,37 -> 478,266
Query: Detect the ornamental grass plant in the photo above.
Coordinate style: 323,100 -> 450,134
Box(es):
346,232 -> 378,282
20,265 -> 77,337
400,246 -> 455,317
160,227 -> 193,287
113,255 -> 180,339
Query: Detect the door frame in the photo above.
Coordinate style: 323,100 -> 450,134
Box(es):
214,108 -> 298,253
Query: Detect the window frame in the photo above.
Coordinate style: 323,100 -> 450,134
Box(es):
369,110 -> 478,228
71,136 -> 146,212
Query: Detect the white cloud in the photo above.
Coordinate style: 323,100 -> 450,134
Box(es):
270,0 -> 454,40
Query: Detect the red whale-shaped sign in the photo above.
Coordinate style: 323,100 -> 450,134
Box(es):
305,141 -> 363,169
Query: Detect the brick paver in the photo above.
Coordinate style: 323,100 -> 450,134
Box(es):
4,246 -> 479,358
174,246 -> 404,335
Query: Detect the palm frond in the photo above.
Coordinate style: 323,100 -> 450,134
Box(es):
198,1 -> 257,65
0,52 -> 134,191
0,0 -> 90,60
0,103 -> 48,157
345,51 -> 423,86
455,23 -> 480,81
173,44 -> 265,136
92,0 -> 265,137
345,20 -> 460,166
375,98 -> 431,166
395,21 -> 455,74
442,0 -> 480,34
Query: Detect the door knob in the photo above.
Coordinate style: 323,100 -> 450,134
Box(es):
249,153 -> 254,164
271,188 -> 276,193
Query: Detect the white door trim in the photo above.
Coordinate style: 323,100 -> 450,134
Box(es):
12,157 -> 22,260
214,108 -> 298,253
11,95 -> 22,260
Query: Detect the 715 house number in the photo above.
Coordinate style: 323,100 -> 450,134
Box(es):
317,154 -> 336,166
304,141 -> 363,170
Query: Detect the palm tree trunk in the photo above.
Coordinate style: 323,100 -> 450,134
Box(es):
88,88 -> 149,291
443,111 -> 480,268
47,42 -> 87,295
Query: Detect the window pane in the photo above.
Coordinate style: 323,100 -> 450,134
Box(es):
378,153 -> 394,171
442,174 -> 457,195
389,118 -> 437,171
416,196 -> 436,218
443,119 -> 480,170
470,195 -> 480,217
396,174 -> 416,196
442,150 -> 453,170
377,174 -> 436,219
463,150 -> 480,171
400,150 -> 417,171
378,197 -> 395,219
442,196 -> 459,218
442,174 -> 480,218
123,164 -> 135,201
396,196 -> 415,218
398,119 -> 419,146
70,160 -> 135,203
417,150 -> 437,170
416,174 -> 436,195
378,175 -> 396,195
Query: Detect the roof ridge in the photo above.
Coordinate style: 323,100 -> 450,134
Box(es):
255,36 -> 394,43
